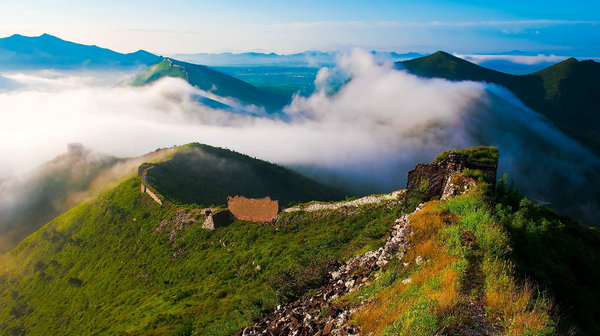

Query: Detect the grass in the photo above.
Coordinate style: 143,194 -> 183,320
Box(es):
2,143 -> 599,335
347,183 -> 555,335
131,59 -> 186,86
493,178 -> 600,334
144,143 -> 347,208
434,146 -> 499,165
0,176 -> 404,335
351,202 -> 466,335
444,192 -> 554,335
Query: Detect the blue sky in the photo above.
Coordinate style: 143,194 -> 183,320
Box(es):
0,0 -> 598,55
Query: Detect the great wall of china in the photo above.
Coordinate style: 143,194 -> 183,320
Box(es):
137,148 -> 499,334
283,190 -> 405,213
138,150 -> 496,229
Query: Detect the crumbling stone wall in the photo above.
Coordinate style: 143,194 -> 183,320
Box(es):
138,164 -> 153,177
228,196 -> 279,222
202,209 -> 232,229
138,164 -> 163,206
406,153 -> 497,200
140,181 -> 163,206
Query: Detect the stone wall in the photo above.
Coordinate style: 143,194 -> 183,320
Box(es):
138,164 -> 153,177
202,209 -> 232,229
284,190 -> 405,213
406,153 -> 497,200
228,196 -> 279,222
138,163 -> 164,206
140,181 -> 163,206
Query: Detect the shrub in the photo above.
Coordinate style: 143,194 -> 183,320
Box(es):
435,146 -> 499,165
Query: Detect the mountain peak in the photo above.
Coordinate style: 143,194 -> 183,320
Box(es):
37,33 -> 63,41
427,50 -> 461,60
431,50 -> 453,57
533,56 -> 582,76
399,50 -> 500,83
412,51 -> 469,65
6,33 -> 59,40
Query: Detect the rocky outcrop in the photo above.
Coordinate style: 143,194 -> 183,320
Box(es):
406,152 -> 497,200
441,174 -> 478,200
156,209 -> 203,247
238,205 -> 422,336
228,196 -> 279,222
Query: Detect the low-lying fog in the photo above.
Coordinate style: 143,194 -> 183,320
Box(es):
1,49 -> 598,225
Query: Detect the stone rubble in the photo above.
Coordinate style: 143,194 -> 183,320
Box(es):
237,204 -> 424,336
155,209 -> 203,246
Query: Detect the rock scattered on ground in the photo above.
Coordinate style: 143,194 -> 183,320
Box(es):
238,204 -> 423,336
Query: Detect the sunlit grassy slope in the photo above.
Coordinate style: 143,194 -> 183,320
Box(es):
342,176 -> 600,335
0,150 -> 117,253
0,175 -> 405,335
0,147 -> 173,254
434,145 -> 499,165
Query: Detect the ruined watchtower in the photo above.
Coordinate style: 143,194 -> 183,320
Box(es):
227,196 -> 279,222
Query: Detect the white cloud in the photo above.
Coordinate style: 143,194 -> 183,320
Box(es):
1,49 -> 599,224
427,19 -> 598,27
454,53 -> 569,65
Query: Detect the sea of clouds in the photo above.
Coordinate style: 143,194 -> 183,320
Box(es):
1,49 -> 598,224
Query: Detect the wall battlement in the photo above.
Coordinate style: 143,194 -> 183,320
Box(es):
140,180 -> 163,206
228,196 -> 279,223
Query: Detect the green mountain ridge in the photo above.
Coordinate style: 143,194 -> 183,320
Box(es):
133,58 -> 290,112
0,34 -> 289,112
400,51 -> 600,151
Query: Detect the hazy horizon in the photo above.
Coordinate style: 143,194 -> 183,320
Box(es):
1,1 -> 599,55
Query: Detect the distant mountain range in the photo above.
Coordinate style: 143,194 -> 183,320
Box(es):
0,33 -> 160,70
400,51 -> 600,152
170,51 -> 424,67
